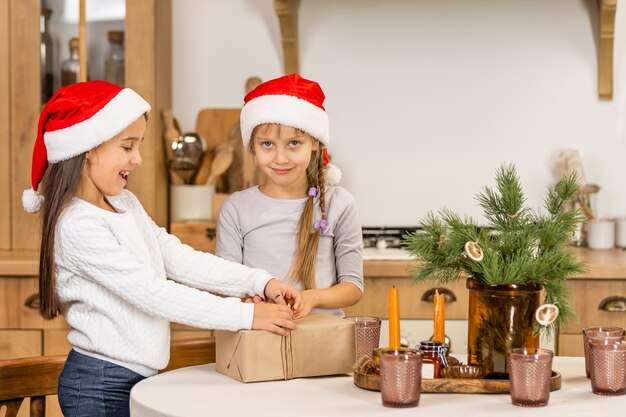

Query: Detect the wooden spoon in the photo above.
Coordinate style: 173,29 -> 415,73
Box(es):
194,151 -> 213,185
162,109 -> 183,184
162,110 -> 181,150
206,144 -> 234,186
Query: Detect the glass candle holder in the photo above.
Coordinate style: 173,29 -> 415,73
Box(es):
582,327 -> 625,378
589,340 -> 626,396
379,348 -> 422,408
344,316 -> 381,362
507,348 -> 553,407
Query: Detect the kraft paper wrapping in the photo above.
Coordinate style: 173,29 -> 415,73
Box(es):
215,314 -> 355,383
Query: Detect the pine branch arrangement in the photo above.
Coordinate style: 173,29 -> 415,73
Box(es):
402,163 -> 586,333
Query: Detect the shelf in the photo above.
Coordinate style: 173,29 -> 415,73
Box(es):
274,0 -> 300,74
598,0 -> 617,100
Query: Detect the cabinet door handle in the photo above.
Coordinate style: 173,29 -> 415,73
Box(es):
421,287 -> 457,303
24,293 -> 40,309
598,296 -> 626,312
205,228 -> 216,240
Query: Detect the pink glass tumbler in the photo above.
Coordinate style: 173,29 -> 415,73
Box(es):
507,348 -> 553,407
344,316 -> 381,362
589,340 -> 626,396
582,327 -> 624,378
379,348 -> 422,408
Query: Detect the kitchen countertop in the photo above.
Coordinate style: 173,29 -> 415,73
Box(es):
1,247 -> 626,279
362,246 -> 626,279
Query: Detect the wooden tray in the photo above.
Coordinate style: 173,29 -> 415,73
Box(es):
354,371 -> 562,394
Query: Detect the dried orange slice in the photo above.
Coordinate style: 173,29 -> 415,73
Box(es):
535,304 -> 559,326
464,241 -> 483,261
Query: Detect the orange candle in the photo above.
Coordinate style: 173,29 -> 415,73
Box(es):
388,286 -> 401,349
433,290 -> 445,343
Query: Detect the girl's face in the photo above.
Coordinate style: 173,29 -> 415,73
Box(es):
252,124 -> 319,196
81,116 -> 146,203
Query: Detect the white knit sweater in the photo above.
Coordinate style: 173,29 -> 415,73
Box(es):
54,190 -> 272,372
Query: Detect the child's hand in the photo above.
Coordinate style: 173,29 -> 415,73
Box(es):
292,289 -> 321,319
263,279 -> 301,308
252,302 -> 296,336
242,295 -> 264,303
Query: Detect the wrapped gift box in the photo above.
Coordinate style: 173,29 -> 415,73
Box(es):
215,314 -> 355,383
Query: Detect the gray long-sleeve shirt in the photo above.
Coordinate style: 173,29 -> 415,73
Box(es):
216,186 -> 364,317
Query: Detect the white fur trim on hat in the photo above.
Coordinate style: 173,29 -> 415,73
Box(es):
22,188 -> 44,213
44,88 -> 151,163
240,94 -> 329,149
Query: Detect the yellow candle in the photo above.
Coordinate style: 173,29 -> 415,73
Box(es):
433,290 -> 445,343
388,286 -> 401,350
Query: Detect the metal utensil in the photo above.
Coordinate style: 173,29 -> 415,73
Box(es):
172,132 -> 205,161
169,132 -> 206,184
169,157 -> 197,185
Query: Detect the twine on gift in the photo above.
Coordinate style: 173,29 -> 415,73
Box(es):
226,334 -> 245,381
280,331 -> 294,380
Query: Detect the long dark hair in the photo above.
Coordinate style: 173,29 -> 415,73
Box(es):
38,154 -> 85,319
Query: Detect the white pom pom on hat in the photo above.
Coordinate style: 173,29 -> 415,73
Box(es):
325,163 -> 342,186
22,188 -> 44,213
23,81 -> 151,213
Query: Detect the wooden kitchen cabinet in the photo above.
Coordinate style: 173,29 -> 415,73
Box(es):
557,277 -> 626,356
170,220 -> 218,253
0,277 -> 67,417
0,330 -> 42,359
344,275 -> 469,320
0,0 -> 172,252
0,277 -> 70,358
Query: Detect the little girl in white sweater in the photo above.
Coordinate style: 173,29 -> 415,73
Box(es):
23,81 -> 300,417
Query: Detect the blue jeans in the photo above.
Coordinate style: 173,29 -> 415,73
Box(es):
58,349 -> 145,417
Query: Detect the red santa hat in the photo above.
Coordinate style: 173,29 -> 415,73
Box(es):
22,80 -> 151,213
240,73 -> 341,185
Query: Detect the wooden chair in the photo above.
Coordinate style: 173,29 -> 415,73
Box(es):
161,337 -> 216,373
0,355 -> 66,417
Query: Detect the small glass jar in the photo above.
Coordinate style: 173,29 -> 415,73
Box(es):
418,340 -> 448,379
61,37 -> 80,87
104,30 -> 125,86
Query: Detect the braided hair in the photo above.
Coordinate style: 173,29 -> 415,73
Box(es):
290,144 -> 327,289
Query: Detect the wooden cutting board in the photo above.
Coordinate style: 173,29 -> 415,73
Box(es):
195,108 -> 241,153
195,109 -> 240,190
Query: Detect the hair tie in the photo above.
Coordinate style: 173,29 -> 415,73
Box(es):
313,219 -> 331,234
308,187 -> 318,198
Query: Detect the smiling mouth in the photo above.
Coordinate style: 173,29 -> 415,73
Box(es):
119,171 -> 129,181
272,168 -> 292,175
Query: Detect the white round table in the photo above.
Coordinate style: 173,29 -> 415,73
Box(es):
130,357 -> 625,417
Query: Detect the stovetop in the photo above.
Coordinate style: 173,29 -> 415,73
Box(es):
361,225 -> 493,260
361,226 -> 420,260
362,226 -> 421,249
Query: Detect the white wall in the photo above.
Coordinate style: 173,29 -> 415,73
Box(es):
173,0 -> 626,226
